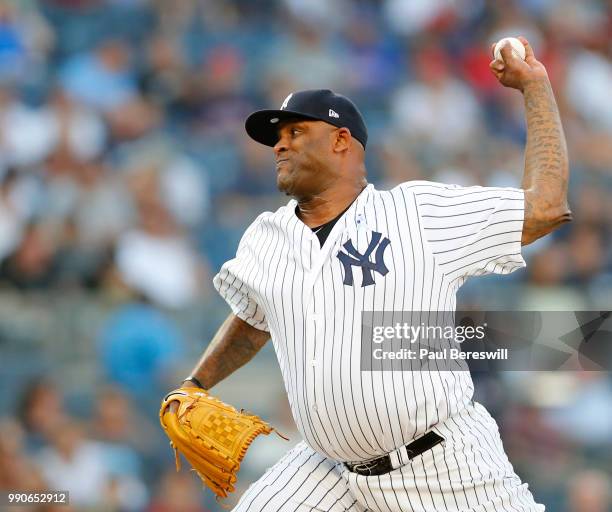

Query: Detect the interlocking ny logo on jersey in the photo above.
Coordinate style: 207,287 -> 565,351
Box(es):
337,231 -> 390,287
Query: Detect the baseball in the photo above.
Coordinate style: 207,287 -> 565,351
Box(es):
493,37 -> 526,62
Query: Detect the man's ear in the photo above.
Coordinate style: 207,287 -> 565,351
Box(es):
332,127 -> 352,153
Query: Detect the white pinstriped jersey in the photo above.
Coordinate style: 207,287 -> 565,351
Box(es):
213,181 -> 525,462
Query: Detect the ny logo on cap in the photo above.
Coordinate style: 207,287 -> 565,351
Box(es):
281,93 -> 293,110
337,231 -> 390,287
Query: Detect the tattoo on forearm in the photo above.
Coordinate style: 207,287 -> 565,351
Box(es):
191,315 -> 268,389
521,79 -> 571,244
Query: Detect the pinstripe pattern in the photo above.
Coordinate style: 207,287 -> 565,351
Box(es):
213,182 -> 525,458
233,403 -> 543,512
214,181 -> 541,511
234,442 -> 364,512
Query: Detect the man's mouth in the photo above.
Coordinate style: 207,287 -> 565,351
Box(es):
276,159 -> 289,170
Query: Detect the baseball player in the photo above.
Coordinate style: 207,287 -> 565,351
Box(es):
179,38 -> 570,511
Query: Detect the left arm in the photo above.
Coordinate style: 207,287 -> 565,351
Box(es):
490,37 -> 572,245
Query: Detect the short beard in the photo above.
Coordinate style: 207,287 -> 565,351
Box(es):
277,172 -> 297,196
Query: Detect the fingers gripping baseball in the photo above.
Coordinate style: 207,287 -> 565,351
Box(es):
489,36 -> 548,91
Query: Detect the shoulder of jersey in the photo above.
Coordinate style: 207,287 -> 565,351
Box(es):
390,180 -> 464,193
243,210 -> 273,235
241,201 -> 294,236
392,180 -> 521,195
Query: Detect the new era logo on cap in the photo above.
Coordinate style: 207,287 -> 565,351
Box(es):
281,93 -> 293,110
245,89 -> 368,148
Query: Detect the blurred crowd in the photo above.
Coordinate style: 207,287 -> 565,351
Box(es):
0,0 -> 610,306
0,0 -> 610,510
0,379 -> 238,511
0,369 -> 610,511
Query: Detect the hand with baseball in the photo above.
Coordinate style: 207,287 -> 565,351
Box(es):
489,36 -> 548,91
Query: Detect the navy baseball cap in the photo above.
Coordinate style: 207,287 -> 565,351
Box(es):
245,89 -> 368,149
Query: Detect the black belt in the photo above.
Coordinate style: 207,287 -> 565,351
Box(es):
345,431 -> 445,476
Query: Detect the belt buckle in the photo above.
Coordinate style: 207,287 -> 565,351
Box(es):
347,454 -> 390,476
350,460 -> 378,475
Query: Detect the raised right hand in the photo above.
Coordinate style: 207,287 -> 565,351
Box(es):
489,36 -> 548,92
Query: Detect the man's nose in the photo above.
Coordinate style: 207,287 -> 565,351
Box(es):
273,135 -> 288,157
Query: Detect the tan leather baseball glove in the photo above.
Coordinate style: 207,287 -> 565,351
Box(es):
159,387 -> 275,498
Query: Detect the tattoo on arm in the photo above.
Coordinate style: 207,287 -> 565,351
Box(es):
190,314 -> 269,389
521,79 -> 572,245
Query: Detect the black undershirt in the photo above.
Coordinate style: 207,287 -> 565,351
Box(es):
312,216 -> 341,246
300,202 -> 353,247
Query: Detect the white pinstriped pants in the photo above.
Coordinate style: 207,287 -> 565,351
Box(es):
234,402 -> 544,512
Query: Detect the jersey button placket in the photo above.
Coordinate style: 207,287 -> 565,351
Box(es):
308,313 -> 322,413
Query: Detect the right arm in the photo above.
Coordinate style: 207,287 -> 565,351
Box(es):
184,313 -> 270,390
520,77 -> 572,245
489,37 -> 572,246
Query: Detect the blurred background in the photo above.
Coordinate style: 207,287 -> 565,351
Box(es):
0,0 -> 610,510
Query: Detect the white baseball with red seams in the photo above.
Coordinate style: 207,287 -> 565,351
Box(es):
494,37 -> 527,62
